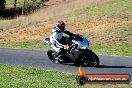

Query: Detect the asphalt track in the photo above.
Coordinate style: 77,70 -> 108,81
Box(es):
0,48 -> 132,81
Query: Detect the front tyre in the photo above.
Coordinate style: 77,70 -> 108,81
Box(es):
90,51 -> 99,67
81,49 -> 99,67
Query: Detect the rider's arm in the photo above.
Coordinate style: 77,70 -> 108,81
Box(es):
54,39 -> 64,48
50,32 -> 64,48
63,29 -> 75,36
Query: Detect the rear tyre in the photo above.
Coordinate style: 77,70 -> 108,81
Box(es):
47,50 -> 56,62
74,62 -> 82,67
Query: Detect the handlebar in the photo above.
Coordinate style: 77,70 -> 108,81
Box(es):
64,44 -> 78,52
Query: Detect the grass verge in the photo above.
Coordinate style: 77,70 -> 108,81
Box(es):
0,39 -> 49,50
0,64 -> 78,88
0,64 -> 132,88
89,23 -> 132,56
0,39 -> 131,56
72,0 -> 132,19
90,43 -> 132,56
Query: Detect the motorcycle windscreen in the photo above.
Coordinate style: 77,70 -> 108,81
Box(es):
76,38 -> 89,49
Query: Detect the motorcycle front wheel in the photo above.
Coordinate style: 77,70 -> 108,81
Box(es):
80,49 -> 99,67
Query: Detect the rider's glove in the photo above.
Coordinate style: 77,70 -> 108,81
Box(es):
73,33 -> 77,37
73,33 -> 80,38
64,45 -> 69,49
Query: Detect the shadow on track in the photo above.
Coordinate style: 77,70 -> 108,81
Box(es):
97,65 -> 132,68
62,63 -> 132,68
62,63 -> 94,67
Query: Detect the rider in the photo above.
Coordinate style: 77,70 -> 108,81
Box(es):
48,20 -> 76,63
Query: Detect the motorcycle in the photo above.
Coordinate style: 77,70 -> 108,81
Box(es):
43,34 -> 99,67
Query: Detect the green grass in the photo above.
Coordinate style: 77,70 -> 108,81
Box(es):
5,0 -> 13,4
0,39 -> 49,50
0,64 -> 132,88
0,64 -> 79,88
90,43 -> 132,56
73,0 -> 132,19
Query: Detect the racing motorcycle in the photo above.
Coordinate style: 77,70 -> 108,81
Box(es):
43,34 -> 99,67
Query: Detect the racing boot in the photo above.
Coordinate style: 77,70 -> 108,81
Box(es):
54,49 -> 65,64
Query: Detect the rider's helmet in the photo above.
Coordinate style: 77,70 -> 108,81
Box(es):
56,20 -> 65,31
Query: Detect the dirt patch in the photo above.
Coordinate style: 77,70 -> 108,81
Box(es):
67,19 -> 132,34
0,21 -> 52,42
0,18 -> 131,42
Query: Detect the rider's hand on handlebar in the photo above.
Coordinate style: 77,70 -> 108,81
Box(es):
64,45 -> 69,49
73,33 -> 80,38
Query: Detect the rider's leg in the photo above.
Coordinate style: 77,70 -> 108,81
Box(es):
54,48 -> 65,62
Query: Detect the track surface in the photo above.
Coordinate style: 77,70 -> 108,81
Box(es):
0,48 -> 132,80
